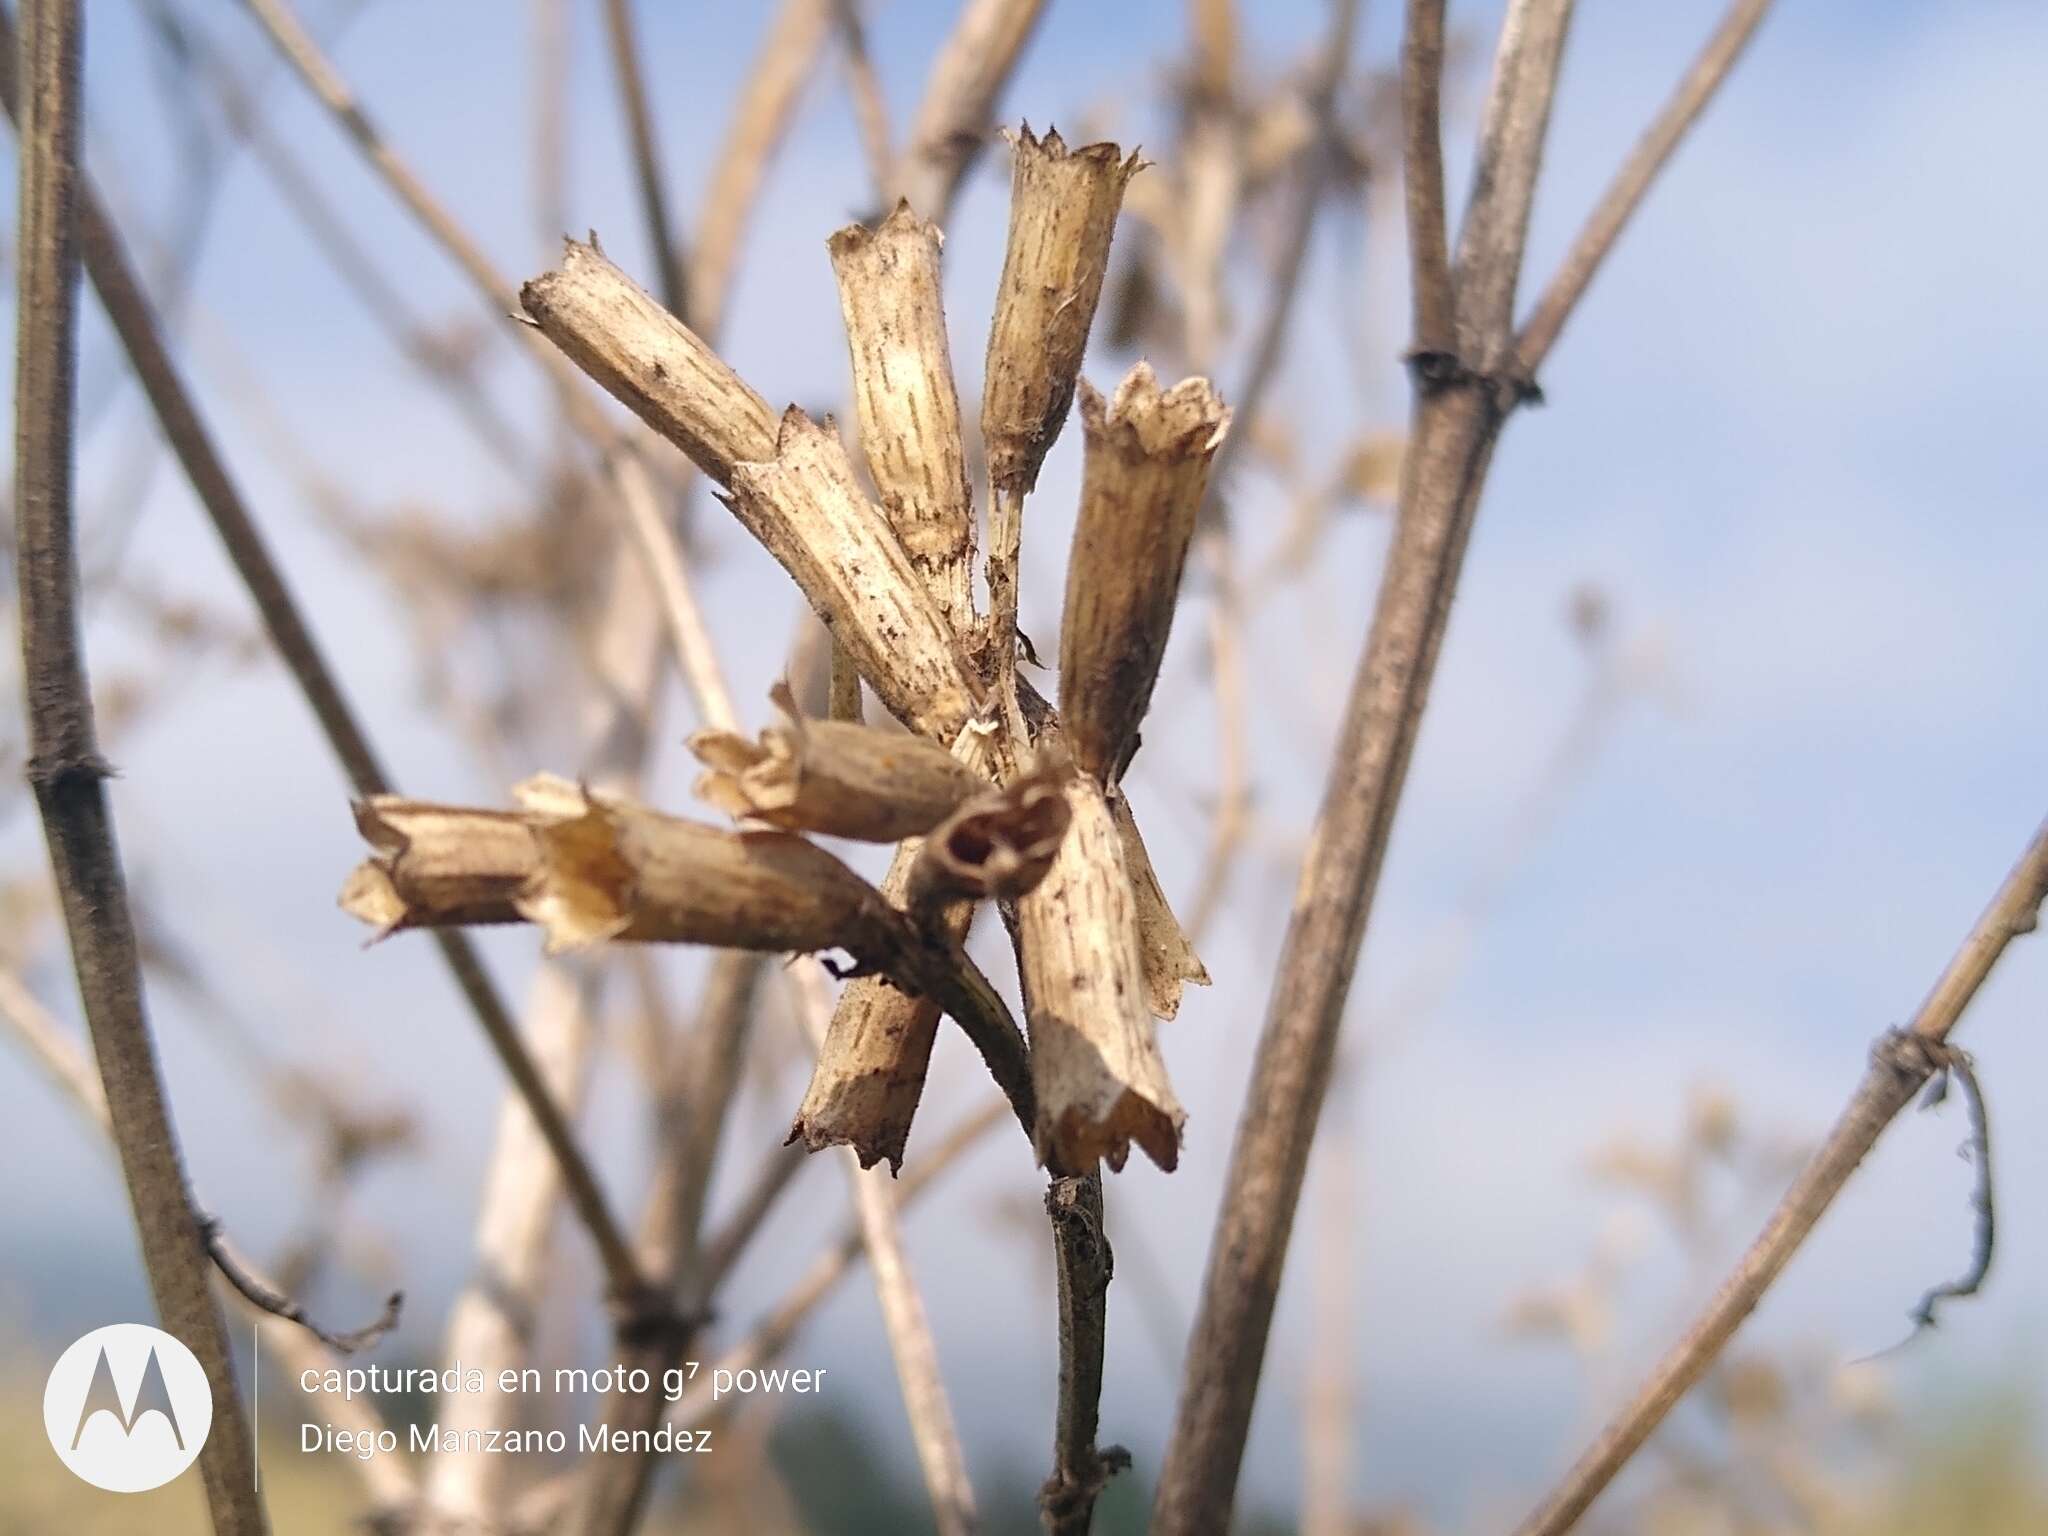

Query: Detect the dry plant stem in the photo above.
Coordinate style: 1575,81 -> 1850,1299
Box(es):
1199,0 -> 1356,516
570,950 -> 767,1536
893,0 -> 1050,218
1041,1173 -> 1128,1535
1450,0 -> 1579,367
1109,784 -> 1209,1019
690,689 -> 984,841
524,248 -> 987,743
829,205 -> 978,636
700,1141 -> 813,1293
424,556 -> 665,1530
1181,0 -> 1353,935
1181,540 -> 1249,945
3,65 -> 648,1310
790,724 -> 1015,1169
1190,0 -> 1237,97
833,0 -> 894,198
601,0 -> 689,318
200,1218 -> 401,1354
139,0 -> 530,474
531,0 -> 570,259
1513,817 -> 2048,1536
1514,0 -> 1776,373
522,240 -> 779,489
726,410 -> 986,740
791,829 -> 952,1169
692,0 -> 835,326
1301,1129 -> 1356,1536
671,1097 -> 1008,1436
1401,0 -> 1455,357
238,0 -> 586,404
792,965 -> 979,1536
1153,4 -> 1579,1526
612,446 -> 740,733
1059,364 -> 1230,781
1020,773 -> 1185,1175
343,783 -> 1036,1138
0,976 -> 415,1518
982,126 -> 1142,680
13,6 -> 265,1529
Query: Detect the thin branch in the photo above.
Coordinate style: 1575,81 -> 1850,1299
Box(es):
0,964 -> 416,1517
1400,0 -> 1454,357
669,1097 -> 1007,1435
893,0 -> 1049,219
1040,1173 -> 1129,1534
1199,0 -> 1359,519
1515,0 -> 1776,374
601,0 -> 690,318
570,949 -> 769,1536
700,1138 -> 815,1293
790,962 -> 979,1536
136,0 -> 533,478
1183,0 -> 1358,945
1449,0 -> 1579,372
1153,5 -> 1582,1527
1511,816 -> 2048,1536
0,21 -> 651,1312
834,0 -> 894,202
692,0 -> 836,326
198,1216 -> 402,1354
11,5 -> 266,1529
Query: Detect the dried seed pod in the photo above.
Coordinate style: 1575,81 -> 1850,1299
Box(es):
790,834 -> 1036,1170
1018,773 -> 1186,1173
906,762 -> 1072,912
982,125 -> 1143,675
688,682 -> 983,842
341,798 -> 538,935
789,716 -> 1019,1169
511,776 -> 894,954
828,204 -> 976,634
1059,363 -> 1230,781
1107,783 -> 1209,1020
725,409 -> 983,742
981,125 -> 1143,497
344,776 -> 897,957
520,239 -> 778,487
788,840 -> 948,1173
342,777 -> 1035,1161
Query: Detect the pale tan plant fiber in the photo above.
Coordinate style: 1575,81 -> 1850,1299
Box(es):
520,239 -> 778,488
1109,783 -> 1209,1021
1059,363 -> 1230,781
982,125 -> 1145,497
791,723 -> 1010,1170
343,778 -> 1037,1143
1019,774 -> 1186,1174
787,962 -> 979,1536
347,777 -> 897,955
692,0 -> 836,328
829,204 -> 977,636
892,0 -> 1050,219
725,409 -> 986,741
982,124 -> 1143,684
689,681 -> 984,842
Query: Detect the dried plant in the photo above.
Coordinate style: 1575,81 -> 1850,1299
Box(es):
6,6 -> 2041,1536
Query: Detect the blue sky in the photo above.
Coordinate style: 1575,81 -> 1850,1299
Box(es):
5,0 -> 2048,1526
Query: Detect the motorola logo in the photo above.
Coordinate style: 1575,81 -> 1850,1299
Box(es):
43,1324 -> 214,1492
